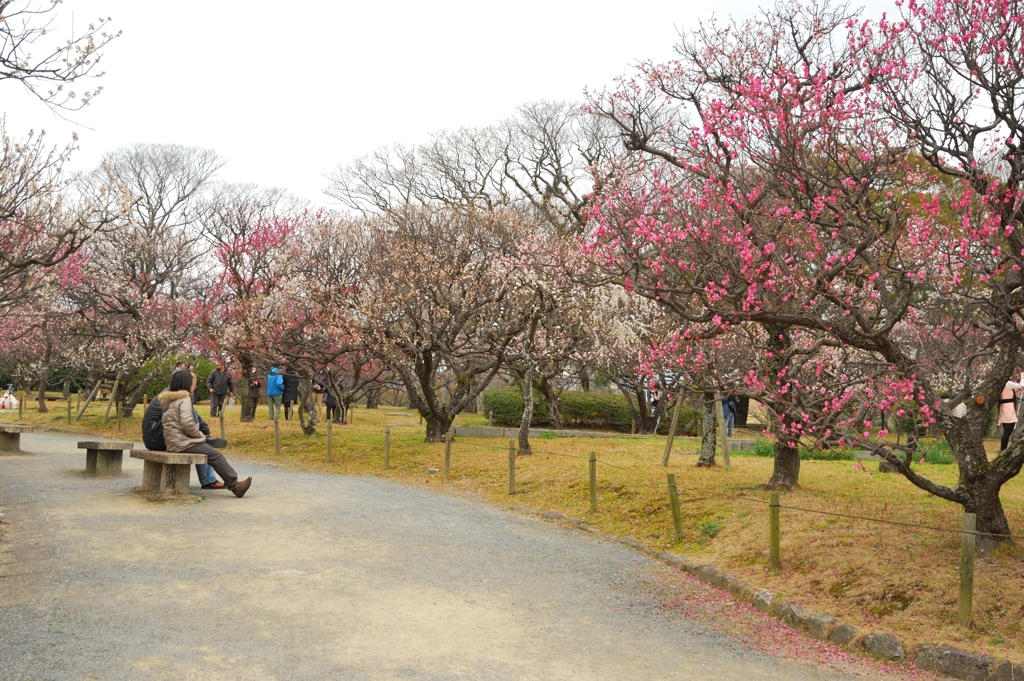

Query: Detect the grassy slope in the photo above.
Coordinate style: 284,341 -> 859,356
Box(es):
6,397 -> 1023,664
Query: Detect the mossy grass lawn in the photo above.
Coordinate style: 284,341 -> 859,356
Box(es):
9,398 -> 1024,663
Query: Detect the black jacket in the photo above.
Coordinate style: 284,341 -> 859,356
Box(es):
282,371 -> 300,403
143,395 -> 210,450
206,369 -> 234,396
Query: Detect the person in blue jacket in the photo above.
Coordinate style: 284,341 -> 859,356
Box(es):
266,365 -> 284,421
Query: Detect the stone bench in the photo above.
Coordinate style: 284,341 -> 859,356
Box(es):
130,449 -> 207,497
78,441 -> 134,476
0,424 -> 34,454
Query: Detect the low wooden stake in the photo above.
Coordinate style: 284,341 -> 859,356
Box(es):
769,491 -> 781,570
959,512 -> 977,627
274,417 -> 281,457
116,399 -> 122,431
326,417 -> 333,463
66,397 -> 72,425
18,391 -> 23,421
488,410 -> 494,427
443,425 -> 453,482
667,473 -> 683,541
508,439 -> 516,495
219,408 -> 226,439
384,425 -> 391,469
589,452 -> 597,512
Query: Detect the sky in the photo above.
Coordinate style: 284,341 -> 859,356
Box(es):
2,0 -> 896,205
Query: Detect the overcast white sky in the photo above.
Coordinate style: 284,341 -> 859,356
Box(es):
2,0 -> 895,204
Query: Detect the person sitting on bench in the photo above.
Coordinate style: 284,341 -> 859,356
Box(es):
156,370 -> 252,497
143,381 -> 227,489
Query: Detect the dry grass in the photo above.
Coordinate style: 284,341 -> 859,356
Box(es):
7,398 -> 1024,663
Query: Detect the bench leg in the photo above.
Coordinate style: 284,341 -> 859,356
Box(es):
141,460 -> 164,492
86,449 -> 98,474
95,449 -> 123,476
0,432 -> 20,454
165,463 -> 191,495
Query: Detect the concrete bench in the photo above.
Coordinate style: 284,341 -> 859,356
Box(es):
130,449 -> 207,497
0,424 -> 33,453
78,441 -> 134,476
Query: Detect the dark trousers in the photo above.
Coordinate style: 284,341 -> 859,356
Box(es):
183,442 -> 238,487
1001,423 -> 1016,451
283,401 -> 293,420
210,393 -> 227,417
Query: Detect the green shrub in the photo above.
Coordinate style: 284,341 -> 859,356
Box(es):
921,439 -> 956,464
483,388 -> 636,432
655,402 -> 701,437
752,437 -> 775,457
799,446 -> 855,461
557,390 -> 634,432
482,388 -> 550,428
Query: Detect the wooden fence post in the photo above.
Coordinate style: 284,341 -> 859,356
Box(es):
274,416 -> 281,457
66,396 -> 72,424
18,391 -> 24,421
589,452 -> 597,512
326,417 -> 333,463
769,491 -> 781,570
508,439 -> 516,495
219,408 -> 226,439
662,395 -> 684,466
488,410 -> 494,427
116,398 -> 122,431
715,393 -> 731,471
443,425 -> 453,482
959,512 -> 977,627
384,425 -> 391,469
667,473 -> 683,541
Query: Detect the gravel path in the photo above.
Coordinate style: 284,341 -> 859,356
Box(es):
0,433 -> 857,681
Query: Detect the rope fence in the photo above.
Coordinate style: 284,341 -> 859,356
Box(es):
21,396 -> 1008,629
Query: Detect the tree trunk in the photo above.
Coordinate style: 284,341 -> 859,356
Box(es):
962,480 -> 1012,552
239,355 -> 257,422
579,368 -> 591,392
538,375 -> 564,430
365,386 -> 381,409
425,414 -> 452,443
697,392 -> 717,467
766,440 -> 800,490
518,372 -> 534,455
297,376 -> 317,436
36,365 -> 48,412
62,378 -> 70,400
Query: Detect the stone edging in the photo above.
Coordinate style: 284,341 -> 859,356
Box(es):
645,548 -> 1023,681
516,509 -> 1022,681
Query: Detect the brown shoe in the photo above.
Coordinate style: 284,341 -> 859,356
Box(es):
231,477 -> 252,498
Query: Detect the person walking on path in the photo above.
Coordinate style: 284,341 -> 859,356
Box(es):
266,365 -> 284,421
206,360 -> 235,417
282,367 -> 300,421
159,370 -> 251,497
999,375 -> 1024,451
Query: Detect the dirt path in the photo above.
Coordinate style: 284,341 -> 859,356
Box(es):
0,433 -> 864,681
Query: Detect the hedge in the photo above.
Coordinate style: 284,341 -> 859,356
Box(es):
482,388 -> 700,435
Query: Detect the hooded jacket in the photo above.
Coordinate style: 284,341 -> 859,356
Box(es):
143,395 -> 210,450
158,390 -> 208,452
282,370 -> 300,403
266,368 -> 284,397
